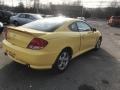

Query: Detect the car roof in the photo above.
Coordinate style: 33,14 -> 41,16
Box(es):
16,13 -> 43,19
37,17 -> 86,23
38,16 -> 76,22
18,13 -> 43,16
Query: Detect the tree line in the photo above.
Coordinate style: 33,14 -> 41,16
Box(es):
0,0 -> 120,19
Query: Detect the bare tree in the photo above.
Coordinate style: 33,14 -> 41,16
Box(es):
33,0 -> 40,13
72,0 -> 81,6
110,0 -> 118,8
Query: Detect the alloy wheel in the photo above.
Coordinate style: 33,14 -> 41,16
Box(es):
57,51 -> 70,71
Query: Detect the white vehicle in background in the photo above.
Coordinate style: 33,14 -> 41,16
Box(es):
77,17 -> 86,21
10,13 -> 43,26
0,22 -> 4,34
45,15 -> 55,18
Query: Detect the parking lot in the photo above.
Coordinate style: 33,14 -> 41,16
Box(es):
0,19 -> 120,90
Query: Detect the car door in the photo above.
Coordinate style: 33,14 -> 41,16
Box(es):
25,14 -> 34,24
17,14 -> 26,25
76,21 -> 96,52
69,22 -> 81,56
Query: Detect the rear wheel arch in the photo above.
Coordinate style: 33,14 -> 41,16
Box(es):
55,46 -> 73,60
13,20 -> 19,26
53,46 -> 73,64
13,20 -> 18,23
61,47 -> 73,58
52,46 -> 73,72
13,20 -> 17,22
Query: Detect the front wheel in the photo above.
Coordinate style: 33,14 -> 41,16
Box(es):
94,38 -> 102,50
53,50 -> 71,72
13,21 -> 19,26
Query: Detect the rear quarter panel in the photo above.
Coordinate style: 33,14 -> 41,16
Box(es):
39,21 -> 81,59
40,32 -> 80,57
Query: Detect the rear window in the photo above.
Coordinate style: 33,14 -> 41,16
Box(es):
22,17 -> 68,32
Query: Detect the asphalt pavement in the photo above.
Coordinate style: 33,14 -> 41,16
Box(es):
0,20 -> 120,90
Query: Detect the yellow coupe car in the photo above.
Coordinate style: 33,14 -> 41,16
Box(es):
2,17 -> 102,72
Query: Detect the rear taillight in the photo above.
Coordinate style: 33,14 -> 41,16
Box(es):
27,38 -> 48,50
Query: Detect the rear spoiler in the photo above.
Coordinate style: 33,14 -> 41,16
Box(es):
7,26 -> 47,37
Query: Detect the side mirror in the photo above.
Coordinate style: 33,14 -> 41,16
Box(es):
0,22 -> 4,34
92,28 -> 96,32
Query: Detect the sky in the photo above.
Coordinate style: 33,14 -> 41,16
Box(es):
2,0 -> 119,8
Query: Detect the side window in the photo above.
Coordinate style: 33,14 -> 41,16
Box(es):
18,14 -> 25,18
25,14 -> 30,19
25,15 -> 35,20
28,15 -> 35,20
69,23 -> 78,32
76,21 -> 91,31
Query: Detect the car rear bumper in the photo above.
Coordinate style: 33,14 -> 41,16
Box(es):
2,40 -> 59,69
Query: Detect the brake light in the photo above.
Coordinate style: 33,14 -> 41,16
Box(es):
27,38 -> 48,50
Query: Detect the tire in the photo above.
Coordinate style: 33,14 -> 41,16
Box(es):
53,50 -> 71,73
13,21 -> 19,26
94,38 -> 102,50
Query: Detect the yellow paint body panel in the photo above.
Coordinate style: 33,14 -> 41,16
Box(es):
2,19 -> 102,69
3,40 -> 58,69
